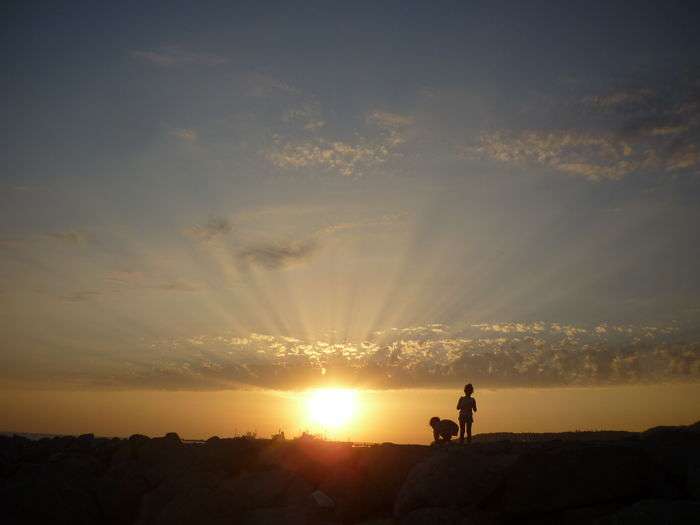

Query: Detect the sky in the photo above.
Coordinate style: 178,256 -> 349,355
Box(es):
2,1 -> 700,439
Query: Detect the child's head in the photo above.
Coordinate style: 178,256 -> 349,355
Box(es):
429,416 -> 441,428
464,383 -> 474,396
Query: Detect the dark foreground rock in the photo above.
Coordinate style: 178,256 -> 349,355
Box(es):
1,423 -> 699,524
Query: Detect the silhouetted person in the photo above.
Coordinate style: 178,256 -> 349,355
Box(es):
429,416 -> 459,444
456,383 -> 477,444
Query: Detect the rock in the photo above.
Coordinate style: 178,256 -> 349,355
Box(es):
401,507 -> 463,525
483,445 -> 658,519
311,489 -> 335,508
594,499 -> 700,524
139,485 -> 236,525
2,480 -> 100,525
316,443 -> 430,523
95,475 -> 149,524
395,447 -> 516,518
240,505 -> 308,525
217,467 -> 313,510
689,458 -> 700,500
164,432 -> 182,444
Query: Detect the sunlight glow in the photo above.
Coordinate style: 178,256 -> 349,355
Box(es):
305,388 -> 357,430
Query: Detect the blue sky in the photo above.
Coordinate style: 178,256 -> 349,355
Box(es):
2,1 -> 700,390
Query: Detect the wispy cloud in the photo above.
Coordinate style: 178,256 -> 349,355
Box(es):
105,271 -> 201,292
267,138 -> 392,177
283,102 -> 325,131
236,238 -> 319,270
267,108 -> 414,177
153,279 -> 200,292
465,81 -> 700,180
246,72 -> 300,97
60,290 -> 101,302
183,217 -> 232,241
46,230 -> 95,245
582,88 -> 655,112
366,110 -> 415,128
169,128 -> 198,142
131,46 -> 228,67
466,130 -> 652,180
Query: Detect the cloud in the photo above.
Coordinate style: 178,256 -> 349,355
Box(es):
131,46 -> 227,67
582,88 -> 655,112
105,270 -> 146,286
236,238 -> 319,270
466,81 -> 700,180
267,108 -> 414,177
60,290 -> 101,302
66,320 -> 699,390
667,144 -> 700,171
466,130 -> 654,180
170,128 -> 197,142
105,271 -> 201,292
366,110 -> 415,128
46,230 -> 95,245
153,280 -> 200,292
246,73 -> 300,97
283,102 -> 325,131
183,217 -> 233,241
267,138 -> 392,177
1,230 -> 95,250
0,237 -> 28,249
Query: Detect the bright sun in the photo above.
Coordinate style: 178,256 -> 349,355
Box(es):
305,388 -> 357,429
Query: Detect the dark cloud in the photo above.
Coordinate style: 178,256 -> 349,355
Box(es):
236,239 -> 319,270
183,217 -> 233,241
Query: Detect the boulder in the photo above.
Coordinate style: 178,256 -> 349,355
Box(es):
164,432 -> 182,444
482,444 -> 658,519
240,505 -> 309,525
594,499 -> 700,524
400,507 -> 463,525
216,467 -> 313,510
2,479 -> 100,525
395,447 -> 516,518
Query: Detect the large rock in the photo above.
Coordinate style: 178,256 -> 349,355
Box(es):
594,499 -> 700,524
239,505 -> 309,525
216,467 -> 313,509
320,444 -> 430,523
400,507 -> 463,525
2,479 -> 100,525
482,444 -> 658,519
394,447 -> 516,518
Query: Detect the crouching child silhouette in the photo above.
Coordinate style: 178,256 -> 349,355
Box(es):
429,416 -> 459,444
457,383 -> 477,444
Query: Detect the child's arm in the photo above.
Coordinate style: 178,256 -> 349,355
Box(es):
473,398 -> 477,413
456,397 -> 462,410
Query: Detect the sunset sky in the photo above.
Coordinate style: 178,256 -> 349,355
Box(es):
2,1 -> 700,442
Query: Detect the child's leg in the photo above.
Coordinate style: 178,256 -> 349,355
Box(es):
459,417 -> 465,443
466,421 -> 472,443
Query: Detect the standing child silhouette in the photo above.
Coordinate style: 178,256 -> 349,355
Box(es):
456,383 -> 477,444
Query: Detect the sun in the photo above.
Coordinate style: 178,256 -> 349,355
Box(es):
305,388 -> 357,430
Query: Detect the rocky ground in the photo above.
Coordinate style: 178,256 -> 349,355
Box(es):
2,423 -> 699,524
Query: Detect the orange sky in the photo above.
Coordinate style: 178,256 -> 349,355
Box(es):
2,384 -> 698,444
